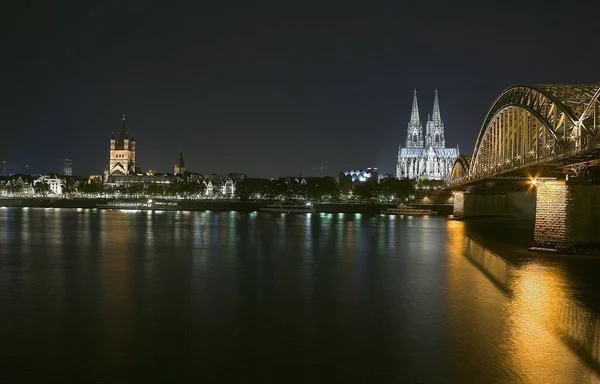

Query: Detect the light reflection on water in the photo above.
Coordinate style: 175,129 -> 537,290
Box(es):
0,208 -> 599,382
459,235 -> 600,382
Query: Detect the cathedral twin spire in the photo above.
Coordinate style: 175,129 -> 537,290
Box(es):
431,89 -> 442,125
406,89 -> 423,148
410,89 -> 421,126
406,89 -> 444,148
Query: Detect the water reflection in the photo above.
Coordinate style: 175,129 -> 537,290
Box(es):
459,235 -> 600,381
1,209 -> 599,382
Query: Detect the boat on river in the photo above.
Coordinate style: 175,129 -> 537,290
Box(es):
260,202 -> 315,214
381,204 -> 437,216
97,199 -> 179,211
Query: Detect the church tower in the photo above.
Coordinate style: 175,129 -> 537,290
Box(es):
109,114 -> 136,175
425,89 -> 445,148
174,152 -> 186,175
405,89 -> 423,148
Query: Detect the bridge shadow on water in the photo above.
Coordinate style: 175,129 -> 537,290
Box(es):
458,228 -> 600,376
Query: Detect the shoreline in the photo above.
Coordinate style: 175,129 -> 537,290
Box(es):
0,197 -> 454,215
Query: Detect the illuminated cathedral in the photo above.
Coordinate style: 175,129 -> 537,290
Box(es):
396,89 -> 459,180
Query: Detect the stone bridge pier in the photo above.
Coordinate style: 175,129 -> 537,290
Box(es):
452,180 -> 600,253
452,190 -> 536,220
532,180 -> 600,253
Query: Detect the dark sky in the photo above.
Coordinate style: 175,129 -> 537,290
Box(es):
2,0 -> 599,177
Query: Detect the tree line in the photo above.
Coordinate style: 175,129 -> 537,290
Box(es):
1,175 -> 450,203
235,177 -> 417,202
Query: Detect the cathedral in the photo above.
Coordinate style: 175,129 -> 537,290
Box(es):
109,114 -> 136,175
396,89 -> 459,180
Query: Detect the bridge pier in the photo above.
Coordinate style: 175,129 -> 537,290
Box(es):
452,192 -> 465,219
452,191 -> 535,220
533,180 -> 600,253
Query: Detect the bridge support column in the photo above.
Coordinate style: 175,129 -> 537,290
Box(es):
452,192 -> 464,219
452,191 -> 535,220
533,180 -> 600,253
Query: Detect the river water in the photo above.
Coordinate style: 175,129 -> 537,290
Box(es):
1,208 -> 599,382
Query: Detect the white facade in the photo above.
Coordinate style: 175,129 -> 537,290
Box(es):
34,175 -> 64,195
396,89 -> 458,180
203,178 -> 236,198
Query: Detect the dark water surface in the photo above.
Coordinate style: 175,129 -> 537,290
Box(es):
1,208 -> 600,382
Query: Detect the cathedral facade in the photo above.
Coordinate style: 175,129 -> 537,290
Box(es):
109,114 -> 136,175
396,89 -> 459,180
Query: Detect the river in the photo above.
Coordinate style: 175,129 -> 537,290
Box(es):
1,208 -> 599,382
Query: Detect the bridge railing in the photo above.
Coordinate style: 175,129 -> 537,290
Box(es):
446,146 -> 594,188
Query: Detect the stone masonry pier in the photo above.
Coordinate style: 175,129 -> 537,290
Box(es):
453,180 -> 600,253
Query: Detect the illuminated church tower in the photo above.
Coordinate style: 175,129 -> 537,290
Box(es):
405,89 -> 423,148
174,152 -> 186,175
425,89 -> 445,148
109,114 -> 136,175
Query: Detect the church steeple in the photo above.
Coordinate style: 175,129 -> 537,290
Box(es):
410,89 -> 420,125
174,152 -> 186,175
109,113 -> 136,176
406,89 -> 423,148
426,89 -> 445,148
118,113 -> 128,145
432,89 -> 442,124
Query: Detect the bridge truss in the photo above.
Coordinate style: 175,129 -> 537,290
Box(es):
449,83 -> 600,186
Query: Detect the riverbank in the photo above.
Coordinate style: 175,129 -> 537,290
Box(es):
0,197 -> 454,215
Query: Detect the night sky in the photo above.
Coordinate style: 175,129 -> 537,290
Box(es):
3,0 -> 599,177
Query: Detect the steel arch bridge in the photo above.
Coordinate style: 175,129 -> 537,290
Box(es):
448,83 -> 600,187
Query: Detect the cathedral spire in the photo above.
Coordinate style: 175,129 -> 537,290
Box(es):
410,88 -> 420,125
405,89 -> 423,148
432,89 -> 442,124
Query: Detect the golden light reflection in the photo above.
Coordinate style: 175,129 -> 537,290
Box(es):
446,219 -> 600,381
99,210 -> 134,368
446,218 -> 465,254
508,264 -> 600,382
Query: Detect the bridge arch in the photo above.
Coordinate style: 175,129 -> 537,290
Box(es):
449,83 -> 600,185
449,155 -> 471,184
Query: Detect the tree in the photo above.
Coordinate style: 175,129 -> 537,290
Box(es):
146,183 -> 166,196
353,182 -> 377,201
62,178 -> 76,195
306,177 -> 339,201
78,179 -> 104,194
378,179 -> 415,202
34,181 -> 51,195
235,178 -> 271,200
127,183 -> 144,195
187,180 -> 205,197
6,183 -> 24,194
